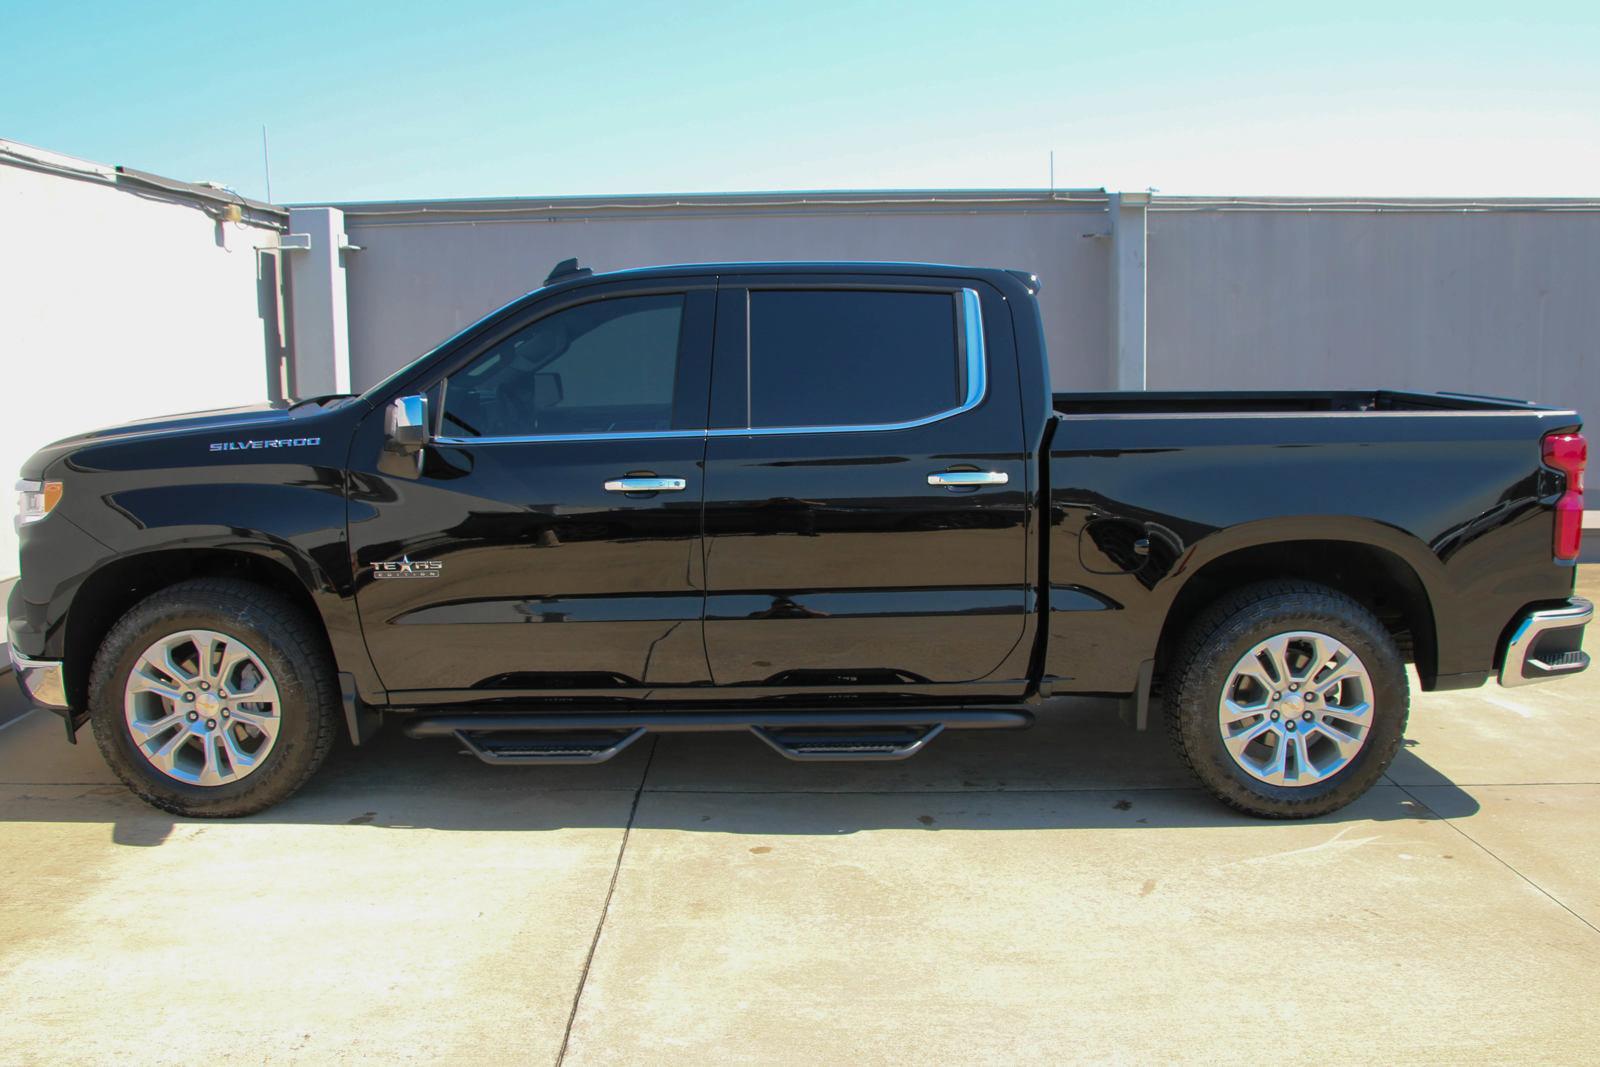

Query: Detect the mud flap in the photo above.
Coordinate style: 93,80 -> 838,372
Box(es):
340,672 -> 382,745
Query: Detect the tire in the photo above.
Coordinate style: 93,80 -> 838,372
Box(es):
89,578 -> 340,818
1165,580 -> 1409,819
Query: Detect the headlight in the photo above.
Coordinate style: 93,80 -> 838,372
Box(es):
15,480 -> 63,529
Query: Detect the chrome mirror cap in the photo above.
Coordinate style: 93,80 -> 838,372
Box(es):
386,394 -> 430,453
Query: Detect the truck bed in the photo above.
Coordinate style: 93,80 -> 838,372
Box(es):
1053,389 -> 1549,416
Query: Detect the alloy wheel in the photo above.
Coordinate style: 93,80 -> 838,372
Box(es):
123,629 -> 282,786
1217,630 -> 1373,786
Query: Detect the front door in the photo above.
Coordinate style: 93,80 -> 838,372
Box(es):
348,281 -> 716,697
700,275 -> 1031,691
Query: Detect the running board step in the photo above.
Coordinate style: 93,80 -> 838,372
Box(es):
451,727 -> 646,765
1527,650 -> 1589,674
750,724 -> 944,762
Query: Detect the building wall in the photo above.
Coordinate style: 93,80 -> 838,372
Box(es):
0,157 -> 283,577
337,196 -> 1113,393
1146,205 -> 1600,425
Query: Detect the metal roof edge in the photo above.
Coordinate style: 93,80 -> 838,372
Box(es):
0,138 -> 286,225
305,187 -> 1113,218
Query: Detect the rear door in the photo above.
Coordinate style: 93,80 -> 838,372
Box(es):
700,273 -> 1031,692
348,277 -> 716,698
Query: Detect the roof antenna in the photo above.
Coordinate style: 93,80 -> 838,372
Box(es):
261,125 -> 273,203
1049,150 -> 1055,197
545,258 -> 593,285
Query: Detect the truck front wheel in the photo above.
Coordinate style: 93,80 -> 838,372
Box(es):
1166,581 -> 1409,818
88,578 -> 340,817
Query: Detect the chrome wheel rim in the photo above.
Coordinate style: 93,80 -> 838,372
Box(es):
123,629 -> 282,786
1217,630 -> 1373,787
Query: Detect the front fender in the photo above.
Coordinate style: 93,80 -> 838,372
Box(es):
28,451 -> 382,707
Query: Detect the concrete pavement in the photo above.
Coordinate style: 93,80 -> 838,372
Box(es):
2,570 -> 1596,1064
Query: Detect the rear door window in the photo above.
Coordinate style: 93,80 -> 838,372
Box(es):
747,290 -> 963,429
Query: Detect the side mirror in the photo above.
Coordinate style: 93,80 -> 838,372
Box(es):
386,394 -> 430,453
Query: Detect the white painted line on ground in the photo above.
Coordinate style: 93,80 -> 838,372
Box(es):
1481,692 -> 1537,718
0,708 -> 39,733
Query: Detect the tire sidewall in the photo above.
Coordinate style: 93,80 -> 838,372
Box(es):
90,598 -> 325,816
1176,599 -> 1408,815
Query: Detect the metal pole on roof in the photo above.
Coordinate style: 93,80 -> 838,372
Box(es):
1108,191 -> 1150,390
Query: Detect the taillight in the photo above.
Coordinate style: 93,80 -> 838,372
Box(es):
1542,431 -> 1587,561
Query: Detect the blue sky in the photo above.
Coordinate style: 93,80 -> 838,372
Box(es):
5,0 -> 1598,203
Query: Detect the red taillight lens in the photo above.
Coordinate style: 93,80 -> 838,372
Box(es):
1542,431 -> 1587,561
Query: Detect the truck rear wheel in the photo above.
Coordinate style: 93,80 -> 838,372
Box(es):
88,578 -> 340,818
1166,581 -> 1409,818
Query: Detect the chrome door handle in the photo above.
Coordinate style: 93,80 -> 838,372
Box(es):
927,470 -> 1009,487
604,476 -> 687,493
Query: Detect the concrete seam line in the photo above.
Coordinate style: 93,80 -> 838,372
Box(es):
1393,781 -> 1600,938
556,736 -> 659,1066
0,709 -> 39,733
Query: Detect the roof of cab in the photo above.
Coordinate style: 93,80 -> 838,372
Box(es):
540,260 -> 1040,296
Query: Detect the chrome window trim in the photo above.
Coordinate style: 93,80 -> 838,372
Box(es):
434,427 -> 708,445
431,287 -> 986,446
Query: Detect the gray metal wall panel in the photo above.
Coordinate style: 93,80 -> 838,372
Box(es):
1146,209 -> 1600,427
341,207 -> 1110,392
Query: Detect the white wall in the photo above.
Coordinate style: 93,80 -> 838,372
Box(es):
0,159 -> 281,577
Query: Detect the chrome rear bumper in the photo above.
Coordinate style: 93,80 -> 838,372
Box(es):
7,645 -> 69,709
1499,597 -> 1592,688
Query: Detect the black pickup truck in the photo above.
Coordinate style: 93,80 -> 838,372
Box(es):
9,261 -> 1592,819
